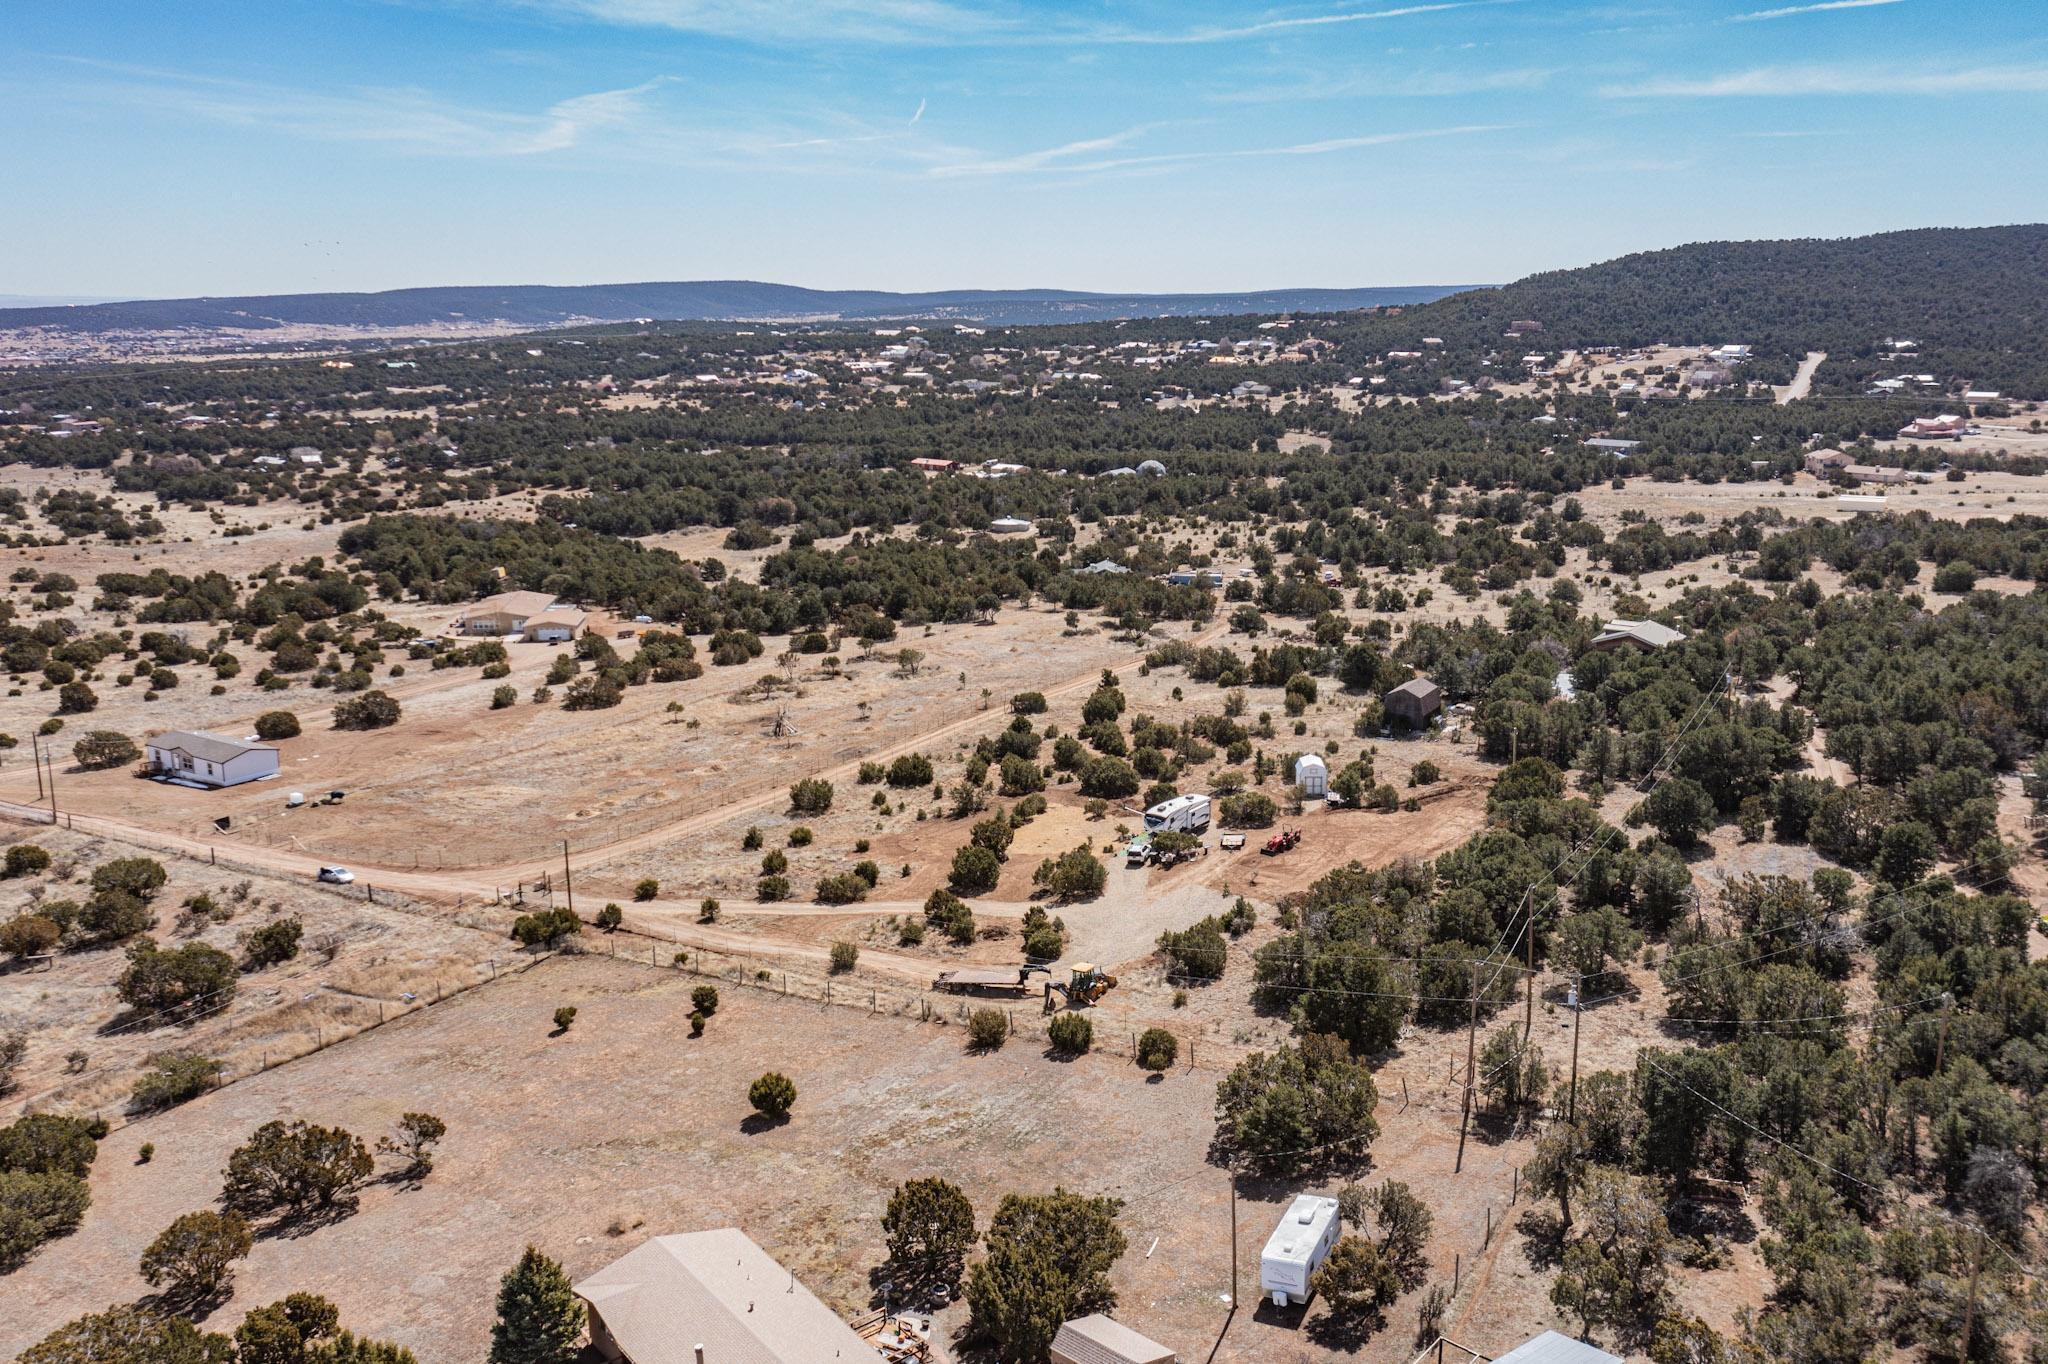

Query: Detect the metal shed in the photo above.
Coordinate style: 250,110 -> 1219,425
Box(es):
1293,754 -> 1327,798
1491,1330 -> 1622,1364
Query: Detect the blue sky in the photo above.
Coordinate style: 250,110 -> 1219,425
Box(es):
4,0 -> 2045,298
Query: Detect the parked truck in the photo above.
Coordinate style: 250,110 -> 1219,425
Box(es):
1259,1194 -> 1341,1308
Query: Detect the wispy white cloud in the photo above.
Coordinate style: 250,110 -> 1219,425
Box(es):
1213,66 -> 1551,102
931,126 -> 1155,177
514,0 -> 1512,46
910,97 -> 927,125
1086,0 -> 1518,45
1602,62 -> 2048,97
1729,0 -> 1903,22
518,0 -> 1003,43
932,122 -> 1510,177
51,58 -> 674,155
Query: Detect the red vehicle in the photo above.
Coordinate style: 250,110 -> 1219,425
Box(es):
1262,828 -> 1302,856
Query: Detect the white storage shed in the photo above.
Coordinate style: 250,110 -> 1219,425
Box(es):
1293,754 -> 1328,798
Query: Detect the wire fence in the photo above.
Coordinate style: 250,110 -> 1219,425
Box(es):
6,947 -> 556,1135
587,927 -> 1243,1072
0,801 -> 429,910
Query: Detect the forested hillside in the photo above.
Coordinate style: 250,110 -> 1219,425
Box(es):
1339,224 -> 2048,397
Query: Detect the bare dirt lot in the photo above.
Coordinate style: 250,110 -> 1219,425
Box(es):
1,950 -> 1584,1364
1572,467 -> 2048,528
0,824 -> 508,1122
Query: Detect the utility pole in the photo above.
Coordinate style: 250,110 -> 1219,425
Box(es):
1959,1225 -> 1983,1363
31,731 -> 44,800
1524,900 -> 1537,1040
1567,972 -> 1584,1124
1229,1167 -> 1240,1311
1935,991 -> 1954,1075
1456,960 -> 1479,1173
561,840 -> 574,919
43,746 -> 57,824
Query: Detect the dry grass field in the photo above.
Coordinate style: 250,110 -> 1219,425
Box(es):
0,825 -> 509,1124
8,449 -> 2046,1362
0,948 -> 1610,1364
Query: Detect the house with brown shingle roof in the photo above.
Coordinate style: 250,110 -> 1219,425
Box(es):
451,590 -> 560,637
1051,1314 -> 1177,1364
574,1228 -> 881,1364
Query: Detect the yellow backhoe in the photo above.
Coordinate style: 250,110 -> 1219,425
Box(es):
1043,962 -> 1118,1011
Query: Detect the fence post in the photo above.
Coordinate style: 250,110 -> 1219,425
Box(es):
1454,1251 -> 1461,1296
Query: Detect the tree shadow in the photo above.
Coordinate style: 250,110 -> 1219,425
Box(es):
1472,1109 -> 1531,1147
135,1282 -> 234,1323
1303,1304 -> 1387,1353
739,1112 -> 790,1135
97,1004 -> 222,1037
865,1261 -> 955,1313
1667,1195 -> 1757,1246
253,1199 -> 361,1242
1516,1208 -> 1566,1270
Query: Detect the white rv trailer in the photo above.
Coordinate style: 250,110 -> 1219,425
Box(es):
1142,793 -> 1211,834
1259,1194 -> 1341,1307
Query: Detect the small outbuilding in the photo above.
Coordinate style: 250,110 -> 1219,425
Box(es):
145,731 -> 280,788
1051,1314 -> 1177,1364
1293,753 -> 1328,798
1382,677 -> 1443,730
988,516 -> 1034,534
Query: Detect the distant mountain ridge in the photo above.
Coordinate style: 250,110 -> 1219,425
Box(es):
0,281 -> 1476,333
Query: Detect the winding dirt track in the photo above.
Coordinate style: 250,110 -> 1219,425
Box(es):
1,621 -> 1226,979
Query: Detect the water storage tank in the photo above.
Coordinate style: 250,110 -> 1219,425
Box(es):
1136,459 -> 1167,477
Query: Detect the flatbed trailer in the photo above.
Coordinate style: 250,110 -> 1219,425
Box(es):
933,965 -> 1044,997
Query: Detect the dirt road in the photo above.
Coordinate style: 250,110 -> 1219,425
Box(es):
1776,350 -> 1827,404
0,619 -> 1227,908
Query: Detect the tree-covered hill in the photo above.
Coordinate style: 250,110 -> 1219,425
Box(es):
1341,223 -> 2048,396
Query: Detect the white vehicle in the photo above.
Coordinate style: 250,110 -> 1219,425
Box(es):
1142,793 -> 1211,835
1260,1194 -> 1341,1307
316,866 -> 356,885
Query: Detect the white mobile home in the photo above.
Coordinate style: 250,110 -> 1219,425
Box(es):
145,731 -> 280,788
1259,1194 -> 1341,1307
1142,794 -> 1211,835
